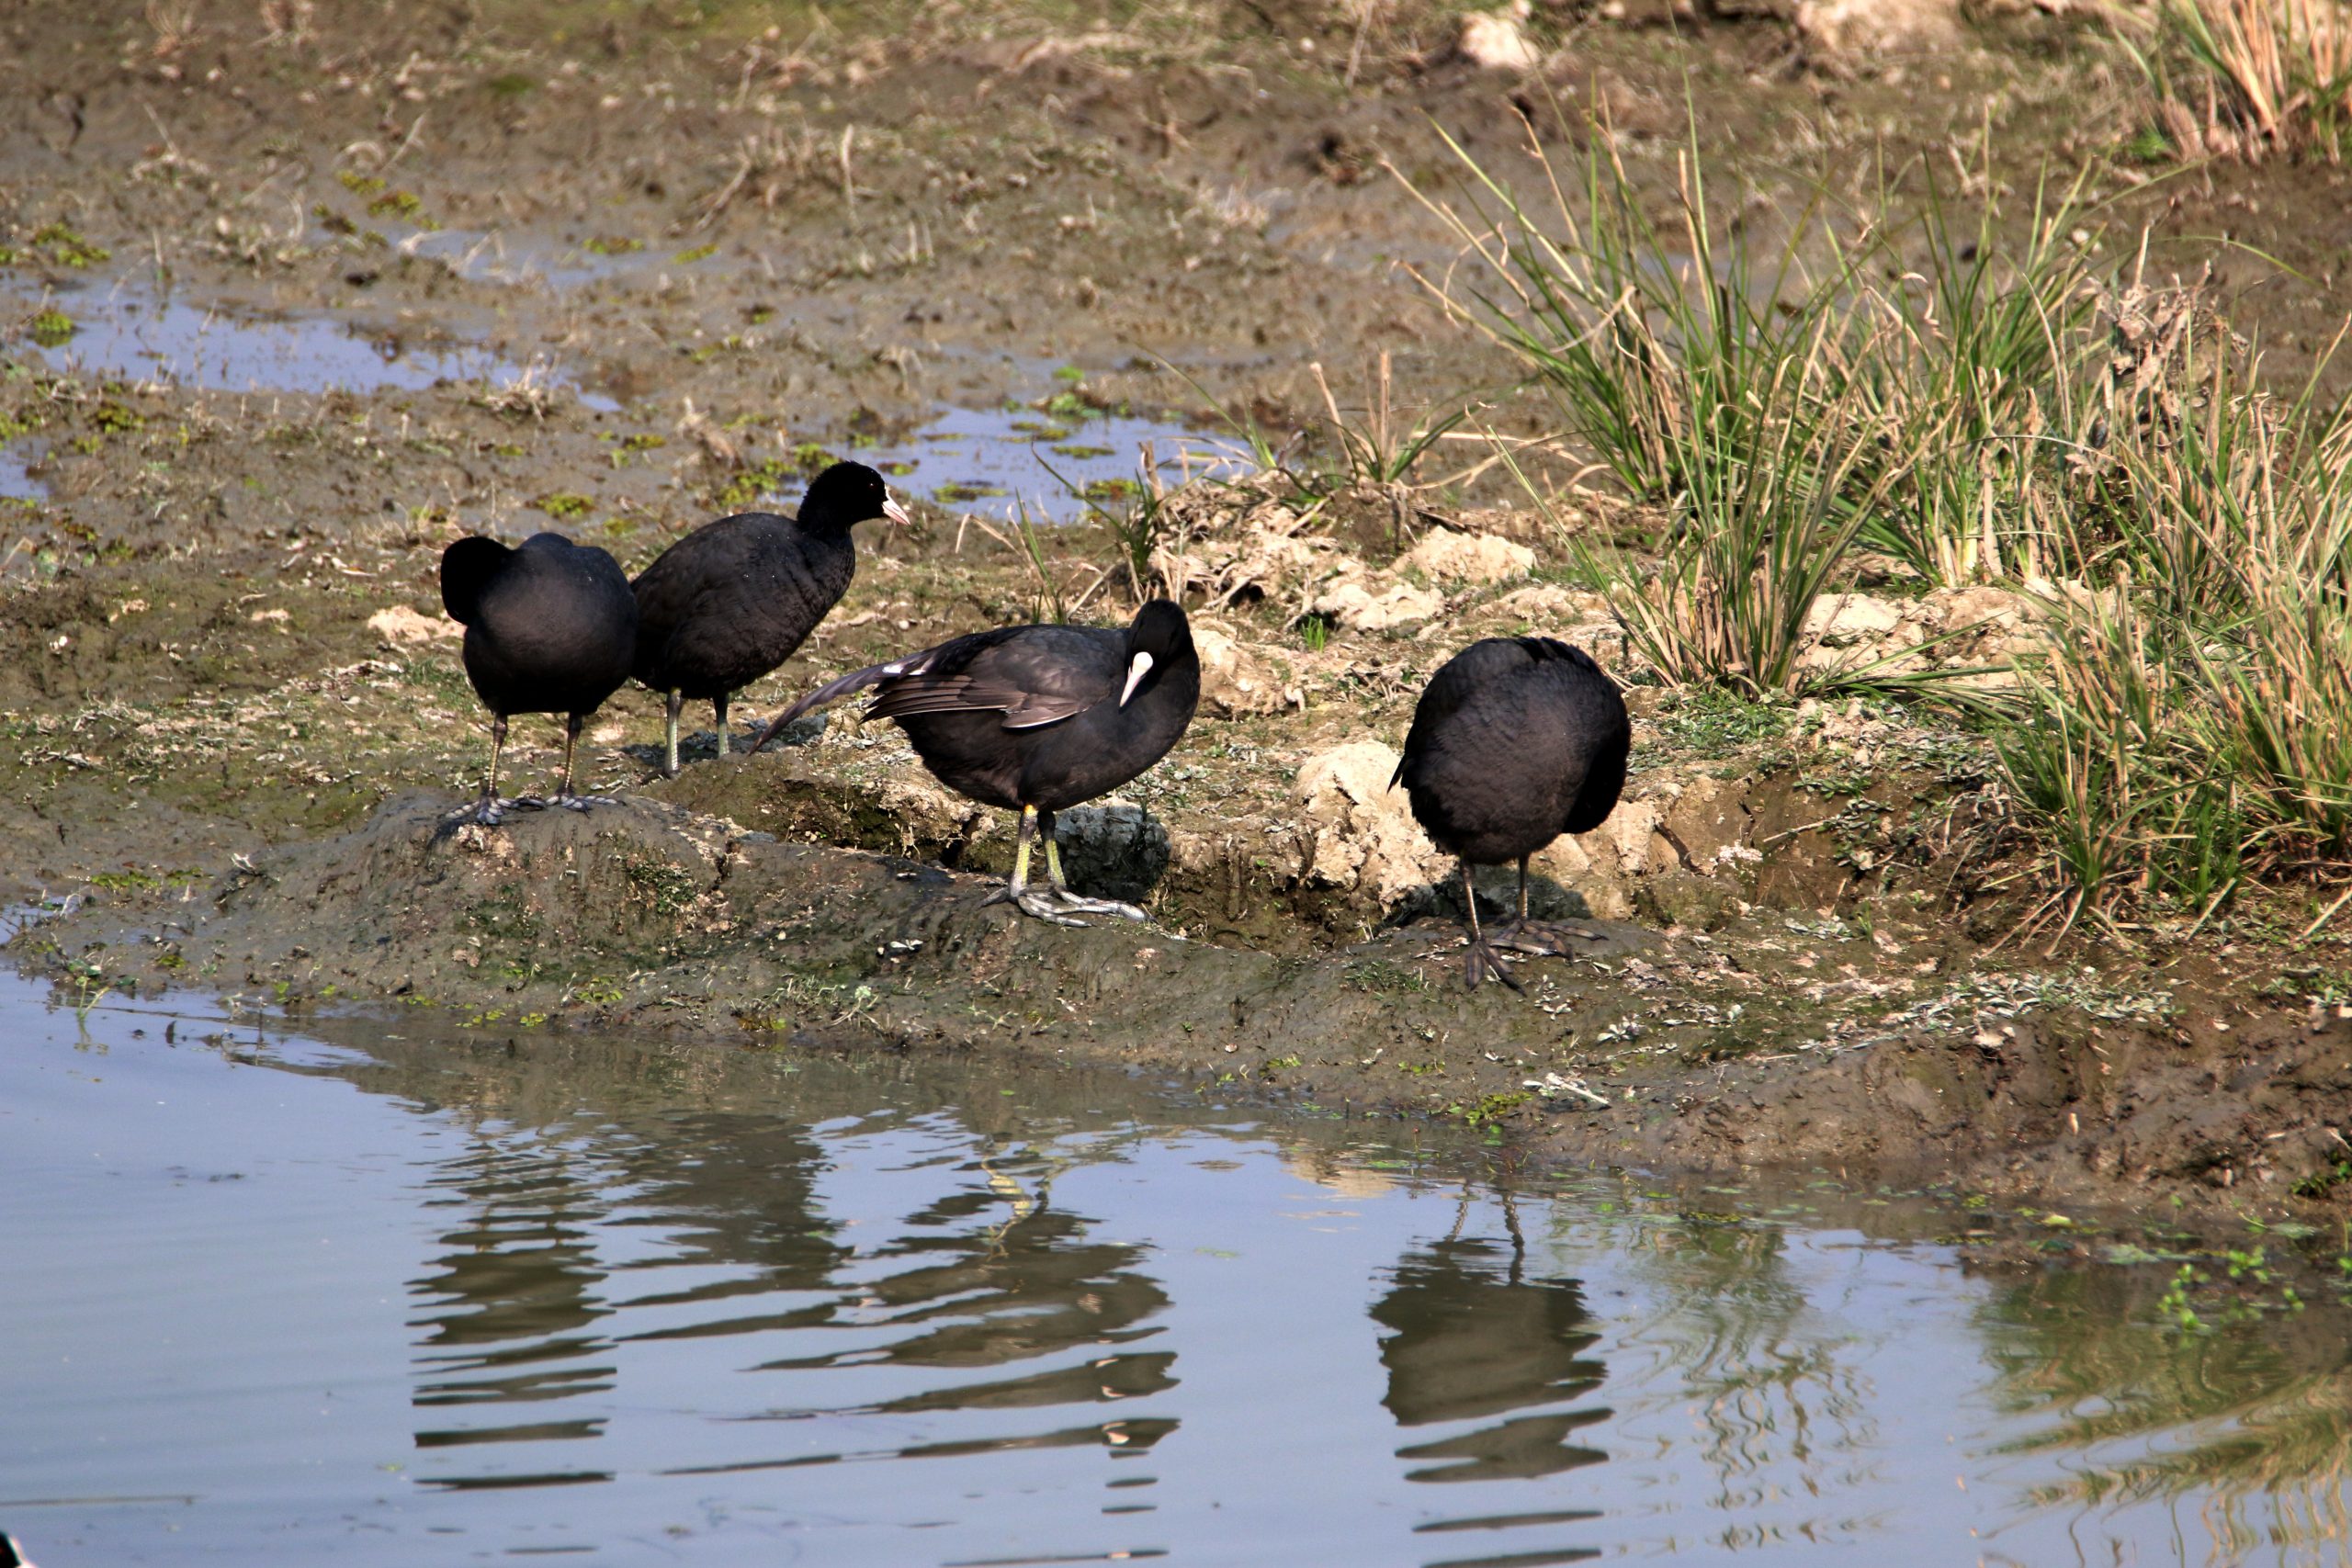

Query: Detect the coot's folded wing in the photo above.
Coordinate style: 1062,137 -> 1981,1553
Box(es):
752,624 -> 1125,750
867,625 -> 1120,730
864,679 -> 1091,730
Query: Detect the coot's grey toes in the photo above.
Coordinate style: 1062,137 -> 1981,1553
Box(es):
1490,919 -> 1607,957
1464,939 -> 1524,993
448,795 -> 516,828
1051,892 -> 1148,922
982,884 -> 1091,927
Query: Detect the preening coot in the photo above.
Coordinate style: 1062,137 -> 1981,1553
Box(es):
631,460 -> 910,776
1395,636 -> 1630,990
752,599 -> 1200,925
439,530 -> 639,824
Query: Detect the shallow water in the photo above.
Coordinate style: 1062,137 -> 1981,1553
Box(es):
0,442 -> 41,502
784,401 -> 1251,525
10,278 -> 615,408
3,974 -> 2347,1567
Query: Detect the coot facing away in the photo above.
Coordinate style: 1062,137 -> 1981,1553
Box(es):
753,599 -> 1201,925
439,530 -> 638,823
631,460 -> 909,776
1395,636 -> 1630,989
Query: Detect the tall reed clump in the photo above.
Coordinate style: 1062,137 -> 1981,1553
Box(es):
1395,118 -> 2095,700
1984,293 -> 2352,934
2120,0 -> 2352,161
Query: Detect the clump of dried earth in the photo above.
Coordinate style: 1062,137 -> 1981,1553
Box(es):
3,0 -> 2349,1229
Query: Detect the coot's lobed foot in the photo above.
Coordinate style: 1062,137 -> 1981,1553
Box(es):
1489,918 -> 1609,957
1045,887 -> 1149,922
982,883 -> 1091,928
1464,939 -> 1525,993
556,793 -> 620,814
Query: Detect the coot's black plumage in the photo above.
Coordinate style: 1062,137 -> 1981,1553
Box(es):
439,530 -> 639,822
752,599 -> 1200,924
1395,636 -> 1630,989
631,460 -> 910,776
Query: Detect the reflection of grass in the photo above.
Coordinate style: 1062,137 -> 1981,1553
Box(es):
1600,1217 -> 1876,1500
1979,1264 -> 2352,1526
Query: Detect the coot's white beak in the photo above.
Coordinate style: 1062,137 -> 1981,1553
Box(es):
883,493 -> 912,528
1119,650 -> 1153,708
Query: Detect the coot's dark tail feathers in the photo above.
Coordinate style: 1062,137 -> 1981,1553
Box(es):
439,536 -> 512,626
750,649 -> 939,753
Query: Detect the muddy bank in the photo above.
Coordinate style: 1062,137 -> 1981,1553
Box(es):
5,0 -> 2352,1229
21,787 -> 2351,1220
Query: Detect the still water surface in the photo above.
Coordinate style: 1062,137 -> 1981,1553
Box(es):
3,977 -> 2346,1565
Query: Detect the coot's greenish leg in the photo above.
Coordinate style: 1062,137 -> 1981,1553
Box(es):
555,713 -> 617,812
713,692 -> 729,756
485,715 -> 506,800
980,805 -> 1088,927
1037,808 -> 1148,921
465,715 -> 512,826
662,689 -> 684,779
1459,861 -> 1524,992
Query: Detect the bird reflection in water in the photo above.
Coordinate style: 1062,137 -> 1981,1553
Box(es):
1373,1194 -> 1610,1488
759,1142 -> 1178,1434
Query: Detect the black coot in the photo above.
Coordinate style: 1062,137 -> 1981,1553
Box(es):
631,460 -> 909,776
439,530 -> 639,823
752,599 -> 1201,925
1395,637 -> 1630,989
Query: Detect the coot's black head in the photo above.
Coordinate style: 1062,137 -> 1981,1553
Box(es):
439,534 -> 513,626
1118,598 -> 1193,708
798,461 -> 912,534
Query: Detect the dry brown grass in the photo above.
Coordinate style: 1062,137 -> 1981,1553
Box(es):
2128,0 -> 2352,160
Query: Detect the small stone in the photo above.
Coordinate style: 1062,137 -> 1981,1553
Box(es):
1308,574 -> 1444,632
1794,0 -> 1962,59
1053,804 -> 1170,905
1294,741 -> 1448,908
1402,526 -> 1537,586
1457,3 -> 1542,71
1191,623 -> 1289,718
368,604 -> 458,645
